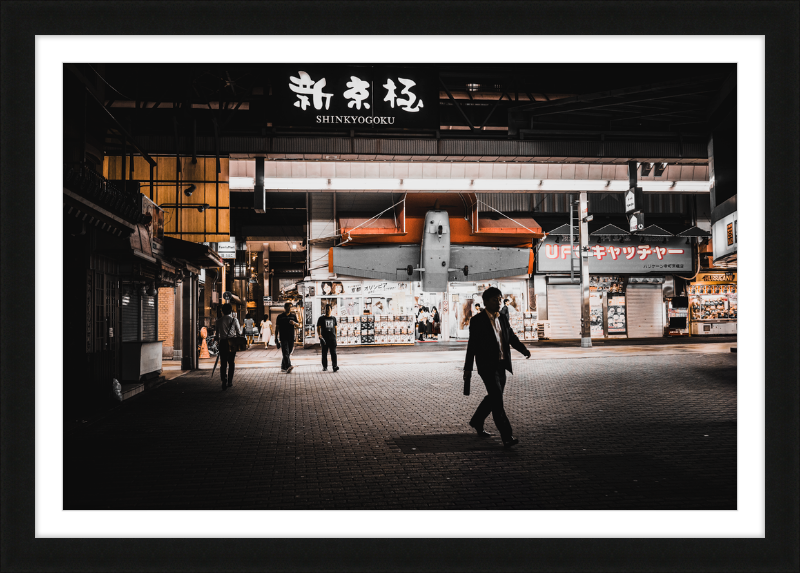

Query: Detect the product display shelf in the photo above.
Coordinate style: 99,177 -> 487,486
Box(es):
336,314 -> 417,346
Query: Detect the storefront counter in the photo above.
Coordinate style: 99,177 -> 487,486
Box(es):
691,321 -> 737,335
688,272 -> 737,335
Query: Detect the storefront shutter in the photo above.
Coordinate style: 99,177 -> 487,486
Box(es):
545,284 -> 581,339
626,285 -> 664,338
142,294 -> 157,341
121,285 -> 140,342
309,193 -> 335,279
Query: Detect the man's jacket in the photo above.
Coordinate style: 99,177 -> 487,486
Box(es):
464,310 -> 528,378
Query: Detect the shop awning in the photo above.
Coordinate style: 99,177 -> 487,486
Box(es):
163,236 -> 224,268
546,224 -> 580,236
636,225 -> 673,237
677,226 -> 712,238
590,224 -> 630,237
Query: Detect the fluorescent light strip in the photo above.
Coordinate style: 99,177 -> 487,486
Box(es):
229,176 -> 255,189
262,178 -> 711,193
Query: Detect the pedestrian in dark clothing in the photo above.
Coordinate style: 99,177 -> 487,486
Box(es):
316,305 -> 339,372
463,287 -> 531,448
500,299 -> 510,320
276,302 -> 300,373
216,303 -> 242,390
431,306 -> 441,339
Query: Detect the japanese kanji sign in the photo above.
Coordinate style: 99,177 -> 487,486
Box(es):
275,66 -> 439,129
536,236 -> 692,273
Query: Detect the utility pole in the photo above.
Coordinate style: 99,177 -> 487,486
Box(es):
579,192 -> 592,348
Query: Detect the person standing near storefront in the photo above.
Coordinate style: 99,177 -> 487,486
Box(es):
463,287 -> 531,448
418,306 -> 429,341
275,302 -> 301,373
316,305 -> 339,372
216,303 -> 242,390
432,306 -> 441,339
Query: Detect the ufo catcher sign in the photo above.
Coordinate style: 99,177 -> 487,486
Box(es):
537,236 -> 692,273
274,66 -> 439,129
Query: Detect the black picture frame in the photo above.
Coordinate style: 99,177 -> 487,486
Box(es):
2,1 -> 798,572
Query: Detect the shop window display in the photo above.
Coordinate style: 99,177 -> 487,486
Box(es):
688,283 -> 737,321
607,296 -> 627,334
588,275 -> 626,337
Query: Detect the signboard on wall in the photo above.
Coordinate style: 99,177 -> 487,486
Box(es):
274,66 -> 439,129
537,237 -> 692,273
695,272 -> 737,283
217,241 -> 236,259
712,211 -> 737,263
317,280 -> 412,296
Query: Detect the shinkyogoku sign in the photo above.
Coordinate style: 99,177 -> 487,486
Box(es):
275,66 -> 439,129
537,237 -> 692,273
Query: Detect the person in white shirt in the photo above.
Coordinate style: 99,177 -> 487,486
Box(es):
260,316 -> 273,347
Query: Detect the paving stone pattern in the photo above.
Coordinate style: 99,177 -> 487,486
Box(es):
65,353 -> 736,510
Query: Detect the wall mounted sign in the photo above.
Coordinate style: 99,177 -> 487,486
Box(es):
624,187 -> 643,214
628,212 -> 646,232
694,272 -> 737,284
537,237 -> 692,273
217,240 -> 236,259
712,211 -> 737,262
274,66 -> 439,129
315,280 -> 412,296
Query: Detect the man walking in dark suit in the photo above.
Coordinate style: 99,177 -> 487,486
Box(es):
275,302 -> 301,373
463,286 -> 531,448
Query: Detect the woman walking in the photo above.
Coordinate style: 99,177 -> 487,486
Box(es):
244,314 -> 256,346
260,315 -> 273,347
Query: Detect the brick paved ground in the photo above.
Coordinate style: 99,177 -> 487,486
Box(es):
65,351 -> 736,510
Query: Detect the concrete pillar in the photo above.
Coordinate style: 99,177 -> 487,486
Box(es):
579,192 -> 591,348
173,280 -> 184,362
202,270 -> 214,329
181,274 -> 197,370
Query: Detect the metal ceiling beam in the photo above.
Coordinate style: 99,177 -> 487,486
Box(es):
77,81 -> 157,167
510,74 -> 726,113
511,85 -> 720,119
439,77 -> 476,132
518,128 -> 704,137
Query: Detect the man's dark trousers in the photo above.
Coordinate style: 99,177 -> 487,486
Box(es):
280,338 -> 294,370
321,335 -> 337,369
470,366 -> 513,440
219,341 -> 237,385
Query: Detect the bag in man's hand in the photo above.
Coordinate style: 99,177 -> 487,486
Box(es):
228,335 -> 248,352
225,319 -> 248,351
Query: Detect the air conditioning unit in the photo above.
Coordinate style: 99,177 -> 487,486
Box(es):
536,321 -> 551,340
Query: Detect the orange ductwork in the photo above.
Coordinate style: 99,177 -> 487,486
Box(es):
339,192 -> 541,248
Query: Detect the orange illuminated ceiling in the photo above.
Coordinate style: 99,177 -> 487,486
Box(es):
339,192 -> 542,247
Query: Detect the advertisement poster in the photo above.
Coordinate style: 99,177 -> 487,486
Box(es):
340,297 -> 360,316
320,298 -> 338,316
590,293 -> 604,337
607,296 -> 627,334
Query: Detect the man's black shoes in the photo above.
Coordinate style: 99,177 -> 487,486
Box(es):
502,437 -> 520,449
322,367 -> 327,371
333,366 -> 339,372
469,422 -> 493,437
